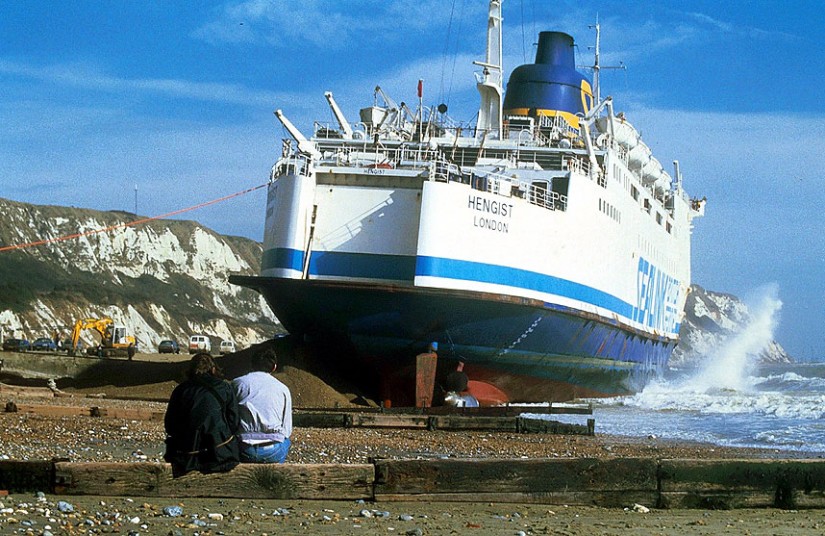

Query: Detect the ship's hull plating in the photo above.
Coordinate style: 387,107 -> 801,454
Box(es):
232,275 -> 675,403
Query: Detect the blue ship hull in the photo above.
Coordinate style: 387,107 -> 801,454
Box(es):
231,275 -> 675,403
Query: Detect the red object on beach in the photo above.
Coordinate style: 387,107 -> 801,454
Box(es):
466,380 -> 509,406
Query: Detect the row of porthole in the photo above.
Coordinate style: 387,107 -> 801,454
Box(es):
598,197 -> 621,223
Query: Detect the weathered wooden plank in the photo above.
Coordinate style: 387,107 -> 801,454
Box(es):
11,404 -> 89,417
157,463 -> 375,499
53,462 -> 375,500
92,407 -> 165,421
296,403 -> 593,416
0,460 -> 55,492
293,412 -> 348,428
0,384 -> 55,399
375,490 -> 658,507
430,415 -> 517,431
374,458 -> 659,496
517,417 -> 594,436
658,459 -> 825,509
353,414 -> 429,429
7,403 -> 164,421
54,462 -> 164,496
294,412 -> 593,434
659,491 -> 781,510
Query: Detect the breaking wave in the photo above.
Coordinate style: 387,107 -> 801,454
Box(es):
591,285 -> 825,453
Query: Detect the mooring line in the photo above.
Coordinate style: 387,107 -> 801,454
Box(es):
0,182 -> 268,253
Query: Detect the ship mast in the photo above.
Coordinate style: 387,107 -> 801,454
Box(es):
590,17 -> 602,107
588,16 -> 624,112
474,0 -> 503,137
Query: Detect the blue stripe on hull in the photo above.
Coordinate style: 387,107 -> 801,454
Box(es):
415,255 -> 633,319
231,275 -> 675,401
262,248 -> 647,331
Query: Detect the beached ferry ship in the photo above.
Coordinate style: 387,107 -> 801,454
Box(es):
231,1 -> 705,404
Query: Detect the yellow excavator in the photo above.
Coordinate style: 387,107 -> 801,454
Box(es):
68,317 -> 137,359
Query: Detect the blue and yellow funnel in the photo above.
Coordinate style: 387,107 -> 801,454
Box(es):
502,32 -> 593,129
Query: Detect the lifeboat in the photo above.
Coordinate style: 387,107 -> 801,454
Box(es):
595,115 -> 639,151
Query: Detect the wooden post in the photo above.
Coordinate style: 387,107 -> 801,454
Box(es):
414,350 -> 438,408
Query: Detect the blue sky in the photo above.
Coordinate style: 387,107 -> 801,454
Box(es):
2,1 -> 823,360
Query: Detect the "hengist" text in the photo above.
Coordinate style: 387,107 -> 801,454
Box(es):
468,195 -> 513,217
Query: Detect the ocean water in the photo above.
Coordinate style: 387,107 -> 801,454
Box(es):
591,362 -> 825,456
538,285 -> 825,456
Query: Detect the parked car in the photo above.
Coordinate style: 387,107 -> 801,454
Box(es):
219,340 -> 236,355
188,335 -> 212,354
2,338 -> 30,352
31,337 -> 57,352
157,340 -> 180,354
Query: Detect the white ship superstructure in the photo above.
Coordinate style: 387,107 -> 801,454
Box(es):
232,1 -> 704,404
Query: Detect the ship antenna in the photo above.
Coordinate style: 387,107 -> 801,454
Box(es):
474,0 -> 503,138
589,17 -> 601,107
588,16 -> 624,112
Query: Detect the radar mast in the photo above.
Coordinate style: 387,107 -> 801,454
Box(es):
474,0 -> 503,137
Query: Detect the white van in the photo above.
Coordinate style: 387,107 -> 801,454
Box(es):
219,340 -> 236,355
188,335 -> 212,354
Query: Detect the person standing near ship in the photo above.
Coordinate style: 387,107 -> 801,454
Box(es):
232,351 -> 293,463
443,360 -> 479,407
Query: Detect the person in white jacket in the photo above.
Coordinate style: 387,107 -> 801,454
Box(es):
232,350 -> 293,463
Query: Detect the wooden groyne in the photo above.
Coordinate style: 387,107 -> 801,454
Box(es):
1,458 -> 824,509
3,400 -> 595,434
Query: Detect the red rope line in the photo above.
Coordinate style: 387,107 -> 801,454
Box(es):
0,182 -> 268,253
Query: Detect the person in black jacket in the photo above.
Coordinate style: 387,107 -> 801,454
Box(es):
164,353 -> 240,478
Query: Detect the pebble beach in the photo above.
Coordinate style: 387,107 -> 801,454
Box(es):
1,352 -> 824,534
3,493 -> 825,536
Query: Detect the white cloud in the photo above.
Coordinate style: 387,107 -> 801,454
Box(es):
191,0 -> 486,49
685,12 -> 800,41
0,59 -> 284,107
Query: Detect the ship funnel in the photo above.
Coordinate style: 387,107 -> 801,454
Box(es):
502,31 -> 593,129
535,32 -> 576,67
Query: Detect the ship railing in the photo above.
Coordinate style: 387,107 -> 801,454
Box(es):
537,115 -> 583,144
566,155 -> 591,176
526,185 -> 567,211
272,153 -> 313,180
501,115 -> 583,149
312,121 -> 348,140
468,169 -> 567,211
305,139 -> 568,211
313,143 -> 442,172
502,124 -> 548,148
565,155 -> 606,187
615,144 -> 629,166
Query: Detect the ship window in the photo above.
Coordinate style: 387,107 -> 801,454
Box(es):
631,185 -> 639,201
656,212 -> 663,225
666,222 -> 672,234
599,198 -> 621,223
